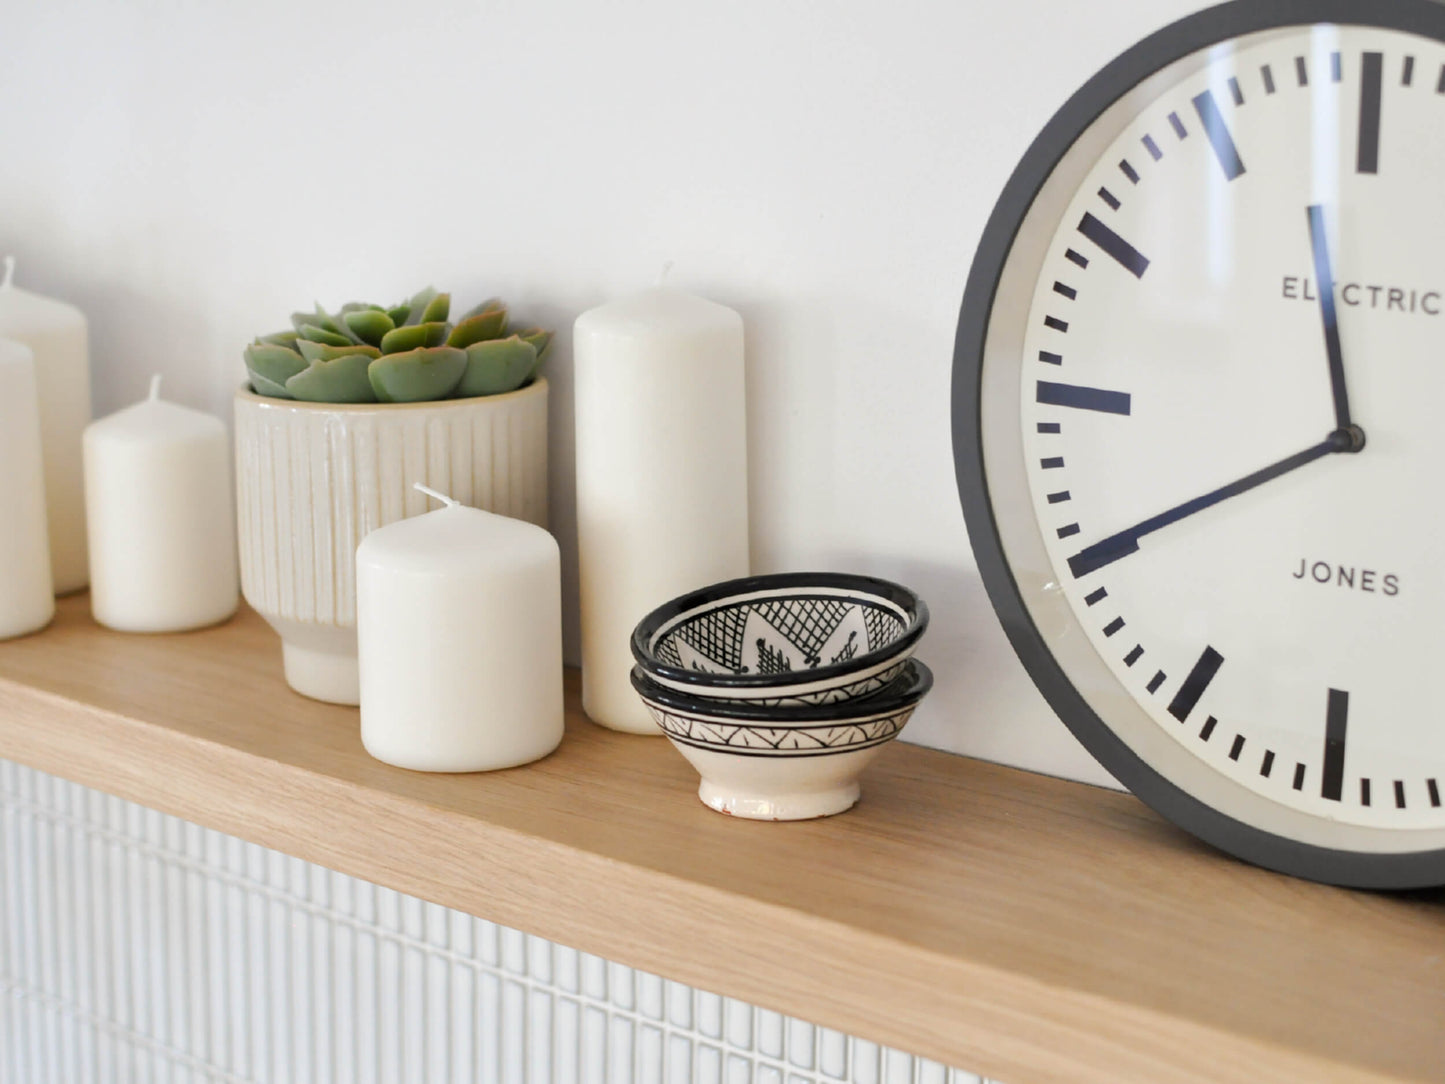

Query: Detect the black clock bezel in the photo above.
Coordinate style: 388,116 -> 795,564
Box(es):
952,0 -> 1445,889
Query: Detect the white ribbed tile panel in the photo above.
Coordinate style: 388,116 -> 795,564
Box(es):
0,761 -> 989,1084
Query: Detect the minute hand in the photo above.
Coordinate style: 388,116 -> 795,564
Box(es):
1067,431 -> 1350,579
1307,204 -> 1354,431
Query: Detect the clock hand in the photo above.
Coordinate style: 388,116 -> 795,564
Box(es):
1067,429 -> 1354,579
1306,204 -> 1364,448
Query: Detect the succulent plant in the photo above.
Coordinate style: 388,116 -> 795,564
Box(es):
243,287 -> 552,404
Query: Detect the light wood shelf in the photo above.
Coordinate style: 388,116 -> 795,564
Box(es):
0,596 -> 1440,1084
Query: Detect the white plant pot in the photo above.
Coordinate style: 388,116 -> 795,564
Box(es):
234,380 -> 549,705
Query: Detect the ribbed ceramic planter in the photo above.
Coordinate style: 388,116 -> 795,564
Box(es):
234,380 -> 548,705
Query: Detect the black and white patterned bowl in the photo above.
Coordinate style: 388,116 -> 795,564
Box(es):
631,659 -> 933,820
630,572 -> 928,706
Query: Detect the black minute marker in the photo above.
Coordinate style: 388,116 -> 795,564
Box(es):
1358,52 -> 1382,174
1077,213 -> 1149,278
1167,646 -> 1223,722
1322,688 -> 1348,802
1192,89 -> 1246,180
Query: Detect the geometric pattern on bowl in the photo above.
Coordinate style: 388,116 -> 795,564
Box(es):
721,658 -> 909,708
633,572 -> 928,704
647,705 -> 916,757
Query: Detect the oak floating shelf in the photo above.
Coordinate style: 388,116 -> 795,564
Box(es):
0,597 -> 1440,1084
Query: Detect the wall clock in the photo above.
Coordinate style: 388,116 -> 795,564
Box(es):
952,0 -> 1445,888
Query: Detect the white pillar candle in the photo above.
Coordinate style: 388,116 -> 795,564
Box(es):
83,376 -> 239,632
574,283 -> 750,733
0,339 -> 54,639
357,485 -> 564,772
0,257 -> 92,593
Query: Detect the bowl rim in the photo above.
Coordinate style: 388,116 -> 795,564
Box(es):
630,571 -> 930,691
631,658 -> 933,724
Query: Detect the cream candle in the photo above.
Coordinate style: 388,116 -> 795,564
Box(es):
0,339 -> 54,639
0,257 -> 92,593
357,484 -> 563,772
573,281 -> 750,733
83,376 -> 238,633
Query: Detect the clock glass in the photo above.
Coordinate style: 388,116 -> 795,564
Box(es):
957,4 -> 1445,886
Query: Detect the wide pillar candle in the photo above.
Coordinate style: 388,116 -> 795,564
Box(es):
574,286 -> 750,733
357,487 -> 564,772
0,258 -> 93,593
0,339 -> 54,638
83,378 -> 239,632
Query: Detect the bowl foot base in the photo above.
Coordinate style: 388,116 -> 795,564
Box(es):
697,779 -> 861,821
283,642 -> 360,706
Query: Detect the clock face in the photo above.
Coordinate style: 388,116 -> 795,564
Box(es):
955,0 -> 1445,887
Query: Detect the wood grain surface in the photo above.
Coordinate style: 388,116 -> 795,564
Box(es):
0,596 -> 1440,1084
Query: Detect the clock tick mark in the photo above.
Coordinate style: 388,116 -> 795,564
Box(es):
1168,111 -> 1187,139
1428,779 -> 1441,808
1123,645 -> 1143,667
1046,490 -> 1070,504
1358,52 -> 1382,174
1036,380 -> 1131,415
1098,186 -> 1121,211
1200,716 -> 1218,741
1167,646 -> 1223,722
1295,56 -> 1309,87
1402,55 -> 1414,86
1119,159 -> 1140,184
1044,315 -> 1069,332
1229,734 -> 1245,761
1036,422 -> 1060,434
1077,213 -> 1150,278
1330,51 -> 1342,83
1056,523 -> 1080,539
1260,750 -> 1275,778
1102,616 -> 1125,637
1322,688 -> 1348,802
1040,456 -> 1065,470
1394,780 -> 1406,809
1227,76 -> 1243,106
1361,778 -> 1372,807
1038,350 -> 1062,365
1142,134 -> 1163,161
1293,763 -> 1306,790
1261,63 -> 1276,94
1436,63 -> 1445,93
1083,586 -> 1107,606
1146,670 -> 1166,694
1192,89 -> 1246,180
1052,281 -> 1077,300
1064,248 -> 1089,269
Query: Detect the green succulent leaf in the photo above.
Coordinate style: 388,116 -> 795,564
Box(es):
419,292 -> 450,324
515,327 -> 553,366
461,297 -> 505,320
368,346 -> 467,403
448,307 -> 508,348
379,321 -> 449,354
386,304 -> 411,325
259,330 -> 301,347
291,308 -> 347,337
244,341 -> 308,389
297,324 -> 354,348
297,340 -> 382,364
343,308 -> 395,347
403,286 -> 438,326
248,372 -> 294,399
455,336 -> 538,398
285,353 -> 379,403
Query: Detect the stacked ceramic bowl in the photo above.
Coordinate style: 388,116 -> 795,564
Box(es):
630,572 -> 932,820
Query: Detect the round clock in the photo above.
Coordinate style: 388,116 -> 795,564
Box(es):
953,0 -> 1445,888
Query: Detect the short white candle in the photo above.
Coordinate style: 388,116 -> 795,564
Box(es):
0,339 -> 54,639
0,257 -> 93,593
573,281 -> 750,733
83,376 -> 239,633
358,484 -> 564,772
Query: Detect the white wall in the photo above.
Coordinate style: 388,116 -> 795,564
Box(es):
0,0 -> 1207,787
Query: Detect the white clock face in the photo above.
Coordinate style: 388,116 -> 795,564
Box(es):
971,16 -> 1445,868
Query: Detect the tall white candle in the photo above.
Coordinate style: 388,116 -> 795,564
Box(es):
573,283 -> 750,733
0,257 -> 92,593
83,376 -> 239,633
0,339 -> 54,639
357,484 -> 564,772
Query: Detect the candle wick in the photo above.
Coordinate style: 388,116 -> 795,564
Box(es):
148,374 -> 162,401
1,256 -> 14,291
414,482 -> 459,508
657,261 -> 673,288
